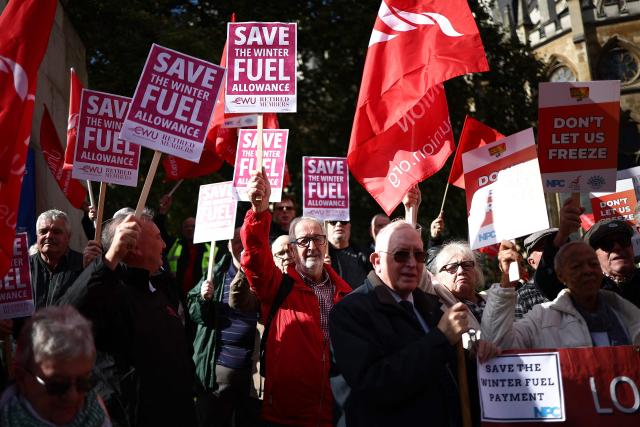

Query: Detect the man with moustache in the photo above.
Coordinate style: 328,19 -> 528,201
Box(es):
241,170 -> 351,427
326,219 -> 371,289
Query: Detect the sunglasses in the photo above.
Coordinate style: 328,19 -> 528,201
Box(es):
274,205 -> 295,212
291,235 -> 327,248
596,235 -> 632,252
29,370 -> 96,396
380,250 -> 427,264
440,260 -> 475,274
327,220 -> 350,225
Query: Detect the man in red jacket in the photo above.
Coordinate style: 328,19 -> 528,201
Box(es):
241,169 -> 351,427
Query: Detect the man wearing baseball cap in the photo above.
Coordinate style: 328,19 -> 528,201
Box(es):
533,195 -> 640,308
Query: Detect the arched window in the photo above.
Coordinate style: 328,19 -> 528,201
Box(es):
596,37 -> 640,86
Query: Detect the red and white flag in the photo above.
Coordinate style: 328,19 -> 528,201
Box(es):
448,116 -> 504,189
348,0 -> 488,215
40,106 -> 86,208
63,68 -> 83,170
0,0 -> 57,277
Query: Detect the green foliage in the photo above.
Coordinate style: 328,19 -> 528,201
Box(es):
65,0 -> 543,243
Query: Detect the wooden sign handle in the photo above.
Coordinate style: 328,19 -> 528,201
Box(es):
94,182 -> 107,244
135,151 -> 162,217
255,114 -> 264,202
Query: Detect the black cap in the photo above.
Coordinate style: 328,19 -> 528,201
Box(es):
583,218 -> 634,247
523,228 -> 558,256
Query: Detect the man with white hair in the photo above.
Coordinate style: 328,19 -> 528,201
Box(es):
241,170 -> 351,427
329,220 -> 493,426
29,210 -> 84,309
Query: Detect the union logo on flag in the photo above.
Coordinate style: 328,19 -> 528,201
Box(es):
570,87 -> 589,101
488,143 -> 506,158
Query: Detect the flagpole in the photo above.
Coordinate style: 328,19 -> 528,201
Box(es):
456,342 -> 472,427
136,151 -> 162,217
440,181 -> 450,214
167,179 -> 184,197
94,182 -> 107,244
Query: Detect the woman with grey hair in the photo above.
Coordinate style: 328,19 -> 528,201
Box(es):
0,305 -> 111,427
433,241 -> 486,327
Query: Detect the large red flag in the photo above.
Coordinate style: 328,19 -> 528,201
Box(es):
448,115 -> 504,189
63,68 -> 83,170
40,106 -> 87,208
162,150 -> 224,180
348,0 -> 489,215
0,0 -> 57,277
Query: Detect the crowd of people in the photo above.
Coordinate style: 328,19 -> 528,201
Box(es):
1,173 -> 640,427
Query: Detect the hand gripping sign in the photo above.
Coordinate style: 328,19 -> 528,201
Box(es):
120,44 -> 225,163
538,81 -> 620,193
193,181 -> 237,244
590,178 -> 637,225
225,22 -> 297,113
0,233 -> 34,319
232,129 -> 288,202
73,89 -> 140,186
462,128 -> 549,250
303,156 -> 350,221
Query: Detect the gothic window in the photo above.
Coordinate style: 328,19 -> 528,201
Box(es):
549,65 -> 577,82
596,39 -> 640,86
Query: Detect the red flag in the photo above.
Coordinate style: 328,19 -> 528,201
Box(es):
0,0 -> 57,277
162,150 -> 224,180
40,107 -> 87,208
448,116 -> 504,189
62,68 -> 83,170
348,0 -> 488,215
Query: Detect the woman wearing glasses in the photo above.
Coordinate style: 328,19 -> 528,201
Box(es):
0,305 -> 110,427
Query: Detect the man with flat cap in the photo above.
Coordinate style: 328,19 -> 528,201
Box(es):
534,196 -> 640,308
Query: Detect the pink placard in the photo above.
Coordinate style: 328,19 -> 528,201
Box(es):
232,129 -> 288,202
72,89 -> 139,186
225,22 -> 297,113
193,182 -> 238,244
120,44 -> 225,162
303,156 -> 349,221
0,233 -> 34,319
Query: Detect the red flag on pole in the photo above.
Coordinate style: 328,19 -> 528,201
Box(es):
348,0 -> 489,215
162,150 -> 224,180
447,115 -> 504,189
63,68 -> 83,170
40,106 -> 87,208
0,0 -> 58,277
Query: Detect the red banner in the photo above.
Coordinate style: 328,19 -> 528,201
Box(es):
0,0 -> 57,277
348,0 -> 488,215
483,346 -> 640,426
63,68 -> 83,170
40,107 -> 87,208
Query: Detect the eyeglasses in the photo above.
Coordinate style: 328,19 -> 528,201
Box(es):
327,220 -> 350,226
596,235 -> 632,252
274,205 -> 295,212
379,250 -> 427,264
291,235 -> 327,248
440,260 -> 475,274
273,250 -> 290,260
28,370 -> 96,396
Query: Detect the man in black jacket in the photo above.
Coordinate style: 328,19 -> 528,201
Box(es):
62,209 -> 196,427
329,220 -> 472,427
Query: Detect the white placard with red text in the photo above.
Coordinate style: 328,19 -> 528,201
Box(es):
232,129 -> 288,202
303,157 -> 349,221
463,128 -> 549,250
120,44 -> 225,162
72,89 -> 139,186
590,179 -> 637,225
538,81 -> 620,193
194,182 -> 237,244
0,233 -> 34,319
225,22 -> 297,113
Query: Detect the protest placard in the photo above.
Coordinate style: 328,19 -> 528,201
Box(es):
0,233 -> 34,319
193,181 -> 237,244
303,157 -> 349,221
232,129 -> 288,202
120,44 -> 225,162
590,178 -> 637,224
72,89 -> 139,186
481,346 -> 640,426
225,22 -> 297,113
479,352 -> 564,422
463,128 -> 549,250
538,81 -> 620,193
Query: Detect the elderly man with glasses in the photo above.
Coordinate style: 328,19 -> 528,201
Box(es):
241,170 -> 351,427
329,220 -> 498,427
534,195 -> 640,309
0,305 -> 110,427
